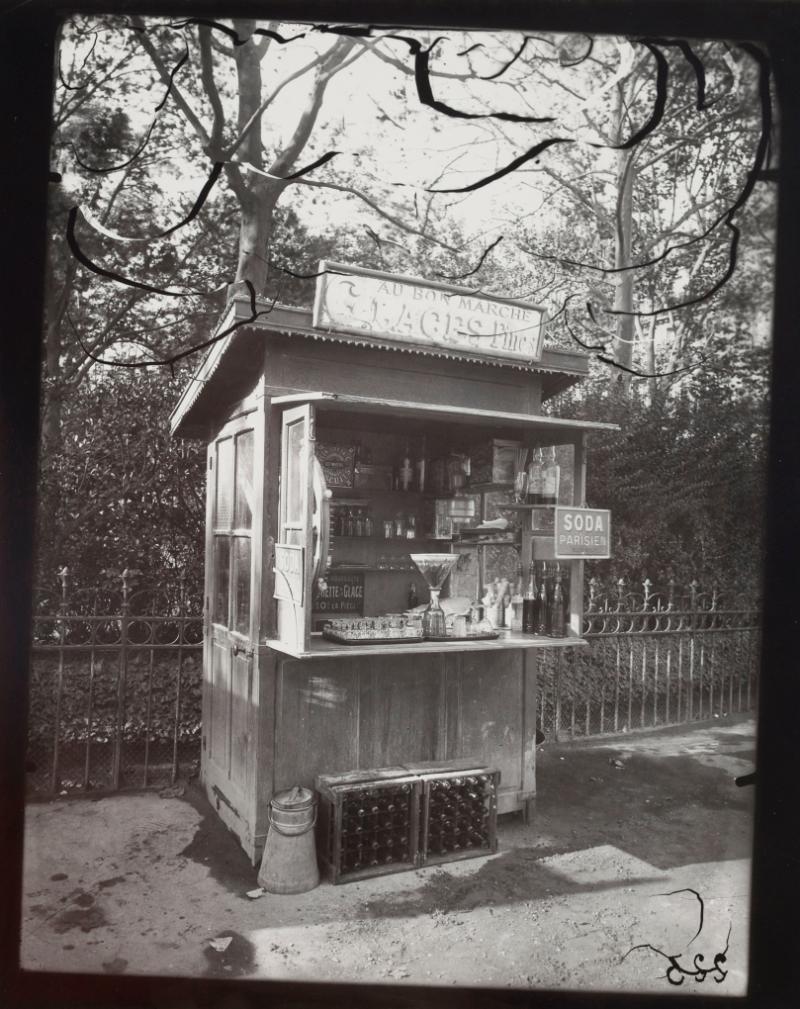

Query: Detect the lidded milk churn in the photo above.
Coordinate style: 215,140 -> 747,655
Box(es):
257,785 -> 320,894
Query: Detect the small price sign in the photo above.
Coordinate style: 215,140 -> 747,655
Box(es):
554,507 -> 611,559
313,571 -> 365,614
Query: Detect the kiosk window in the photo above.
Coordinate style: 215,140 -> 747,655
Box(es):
212,428 -> 254,633
213,536 -> 231,625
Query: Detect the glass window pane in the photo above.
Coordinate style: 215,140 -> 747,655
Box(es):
215,438 -> 234,529
285,419 -> 304,526
234,430 -> 254,530
232,536 -> 251,635
213,536 -> 230,625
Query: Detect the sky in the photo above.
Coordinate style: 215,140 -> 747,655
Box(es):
53,18 -> 775,374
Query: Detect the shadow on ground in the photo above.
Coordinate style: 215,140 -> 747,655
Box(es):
169,722 -> 753,926
361,851 -> 663,918
522,742 -> 754,872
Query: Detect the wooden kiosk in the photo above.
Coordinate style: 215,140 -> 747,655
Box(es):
170,263 -> 616,863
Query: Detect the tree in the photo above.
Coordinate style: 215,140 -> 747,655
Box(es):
465,36 -> 774,394
41,18 -> 775,595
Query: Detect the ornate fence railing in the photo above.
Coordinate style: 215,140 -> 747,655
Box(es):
27,568 -> 203,797
537,578 -> 760,741
26,570 -> 760,796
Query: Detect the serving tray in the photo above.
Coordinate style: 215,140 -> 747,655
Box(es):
322,630 -> 425,646
423,631 -> 500,642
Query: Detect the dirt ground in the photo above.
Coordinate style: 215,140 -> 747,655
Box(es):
20,716 -> 755,995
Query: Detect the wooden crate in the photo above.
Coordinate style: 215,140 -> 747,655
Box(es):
315,769 -> 421,884
419,768 -> 499,866
315,759 -> 499,884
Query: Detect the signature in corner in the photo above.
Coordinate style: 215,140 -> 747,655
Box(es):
622,888 -> 731,986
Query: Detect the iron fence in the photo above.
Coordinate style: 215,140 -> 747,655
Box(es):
27,568 -> 203,797
537,578 -> 760,741
26,569 -> 760,796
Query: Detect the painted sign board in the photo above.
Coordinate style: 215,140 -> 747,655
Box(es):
554,507 -> 612,559
312,571 -> 365,614
273,544 -> 304,603
313,261 -> 545,363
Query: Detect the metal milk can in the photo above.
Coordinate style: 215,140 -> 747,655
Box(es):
257,785 -> 320,894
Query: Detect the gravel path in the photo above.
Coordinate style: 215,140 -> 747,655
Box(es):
20,716 -> 755,994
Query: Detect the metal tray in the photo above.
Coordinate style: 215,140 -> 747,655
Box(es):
322,631 -> 425,646
423,632 -> 500,642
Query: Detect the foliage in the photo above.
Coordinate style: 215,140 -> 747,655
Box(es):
35,364 -> 206,595
559,341 -> 770,594
39,18 -> 775,610
27,652 -> 202,745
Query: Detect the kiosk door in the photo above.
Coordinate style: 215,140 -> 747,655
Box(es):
205,415 -> 257,809
274,404 -> 316,654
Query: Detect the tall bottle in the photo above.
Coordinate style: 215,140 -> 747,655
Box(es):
416,435 -> 427,493
522,562 -> 537,633
510,566 -> 524,632
526,448 -> 544,505
502,584 -> 512,629
542,447 -> 561,506
399,441 -> 413,492
535,562 -> 550,635
550,565 -> 566,638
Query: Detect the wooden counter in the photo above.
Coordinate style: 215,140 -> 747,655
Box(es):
265,630 -> 587,659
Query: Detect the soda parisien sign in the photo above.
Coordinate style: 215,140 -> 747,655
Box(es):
554,507 -> 612,559
313,262 -> 546,363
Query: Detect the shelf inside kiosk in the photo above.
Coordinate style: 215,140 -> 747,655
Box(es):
269,394 -> 614,657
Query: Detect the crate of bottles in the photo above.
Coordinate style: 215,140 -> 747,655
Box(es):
315,760 -> 499,884
418,767 -> 499,866
315,768 -> 421,884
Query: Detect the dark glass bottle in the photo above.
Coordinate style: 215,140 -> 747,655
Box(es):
526,447 -> 544,505
541,447 -> 560,506
408,582 -> 419,609
399,441 -> 413,492
522,562 -> 537,633
535,564 -> 550,635
550,567 -> 567,638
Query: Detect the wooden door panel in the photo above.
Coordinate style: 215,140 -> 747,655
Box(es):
455,650 -> 524,792
365,656 -> 442,767
274,658 -> 359,789
210,639 -> 231,771
230,652 -> 251,788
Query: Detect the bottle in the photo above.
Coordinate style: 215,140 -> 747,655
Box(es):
510,568 -> 524,632
542,447 -> 560,506
400,441 -> 413,491
522,562 -> 537,633
550,565 -> 567,637
345,507 -> 355,537
526,448 -> 544,505
406,514 -> 416,539
408,582 -> 419,609
364,511 -> 374,537
394,512 -> 405,538
354,507 -> 364,537
502,586 -> 512,629
416,435 -> 426,493
536,562 -> 550,635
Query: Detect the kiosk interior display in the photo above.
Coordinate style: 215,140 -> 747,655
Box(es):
170,263 -> 617,862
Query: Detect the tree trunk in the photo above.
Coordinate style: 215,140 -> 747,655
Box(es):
612,83 -> 635,391
234,181 -> 283,294
612,150 -> 635,384
643,317 -> 658,405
